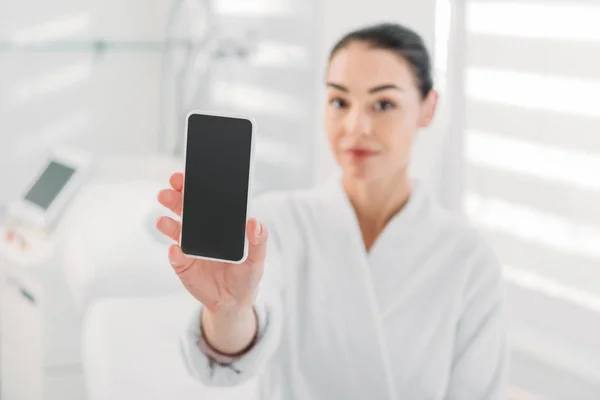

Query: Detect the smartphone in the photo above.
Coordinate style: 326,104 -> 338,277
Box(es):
179,111 -> 255,264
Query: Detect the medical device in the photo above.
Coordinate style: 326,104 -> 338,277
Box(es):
7,147 -> 91,232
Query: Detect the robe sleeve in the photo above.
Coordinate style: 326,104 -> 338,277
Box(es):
445,244 -> 509,400
178,194 -> 286,387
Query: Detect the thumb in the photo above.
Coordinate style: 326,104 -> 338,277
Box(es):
246,218 -> 268,265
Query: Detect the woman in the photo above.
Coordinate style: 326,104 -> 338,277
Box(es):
156,23 -> 507,400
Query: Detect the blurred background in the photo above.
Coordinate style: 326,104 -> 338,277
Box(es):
0,0 -> 599,399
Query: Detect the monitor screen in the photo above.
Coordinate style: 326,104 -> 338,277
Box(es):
24,161 -> 76,210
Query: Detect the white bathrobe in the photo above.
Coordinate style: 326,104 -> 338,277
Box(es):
180,178 -> 508,400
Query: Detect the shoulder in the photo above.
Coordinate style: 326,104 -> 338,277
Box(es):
421,192 -> 503,292
433,210 -> 506,323
251,187 -> 312,215
249,186 -> 320,231
435,205 -> 495,259
250,182 -> 333,220
249,187 -> 325,262
250,190 -> 292,215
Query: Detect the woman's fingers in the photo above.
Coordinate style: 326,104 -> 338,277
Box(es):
168,244 -> 195,274
158,173 -> 183,215
156,216 -> 181,242
246,218 -> 268,266
170,172 -> 184,192
157,188 -> 182,215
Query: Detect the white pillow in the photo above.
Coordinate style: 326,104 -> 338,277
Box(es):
62,179 -> 184,309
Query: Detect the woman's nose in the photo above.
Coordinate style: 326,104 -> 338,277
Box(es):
345,111 -> 372,136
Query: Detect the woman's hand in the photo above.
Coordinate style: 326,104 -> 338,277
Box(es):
156,172 -> 268,354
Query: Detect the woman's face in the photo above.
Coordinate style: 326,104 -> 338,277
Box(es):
325,41 -> 437,182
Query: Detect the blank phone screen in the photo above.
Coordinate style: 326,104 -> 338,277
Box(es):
180,113 -> 253,262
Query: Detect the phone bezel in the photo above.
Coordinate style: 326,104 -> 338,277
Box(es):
179,110 -> 256,264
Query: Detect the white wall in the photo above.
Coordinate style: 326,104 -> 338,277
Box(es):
312,0 -> 452,206
0,0 -> 322,207
0,0 -> 170,206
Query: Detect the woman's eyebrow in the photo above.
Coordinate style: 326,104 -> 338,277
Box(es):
368,84 -> 404,93
326,82 -> 349,92
326,82 -> 404,94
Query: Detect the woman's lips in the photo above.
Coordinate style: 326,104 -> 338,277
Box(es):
345,148 -> 378,158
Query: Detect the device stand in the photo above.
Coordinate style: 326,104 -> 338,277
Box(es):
0,218 -> 55,400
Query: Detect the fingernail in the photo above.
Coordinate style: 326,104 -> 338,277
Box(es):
255,221 -> 262,236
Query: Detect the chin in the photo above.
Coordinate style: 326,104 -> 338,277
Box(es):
342,164 -> 376,181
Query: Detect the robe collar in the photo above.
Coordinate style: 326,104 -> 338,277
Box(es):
319,174 -> 429,257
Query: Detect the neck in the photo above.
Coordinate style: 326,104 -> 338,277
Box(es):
343,170 -> 412,251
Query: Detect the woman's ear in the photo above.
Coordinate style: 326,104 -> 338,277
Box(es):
418,89 -> 439,128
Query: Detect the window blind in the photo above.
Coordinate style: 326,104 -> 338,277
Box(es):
463,1 -> 600,398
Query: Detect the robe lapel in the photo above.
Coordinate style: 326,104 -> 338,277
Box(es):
296,178 -> 398,399
366,181 -> 429,313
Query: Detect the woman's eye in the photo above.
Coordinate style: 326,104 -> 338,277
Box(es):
374,100 -> 395,111
330,98 -> 347,109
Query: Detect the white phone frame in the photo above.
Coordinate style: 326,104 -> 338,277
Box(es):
9,147 -> 92,230
179,110 -> 256,264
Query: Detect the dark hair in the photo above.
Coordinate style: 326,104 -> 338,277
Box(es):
329,23 -> 433,99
